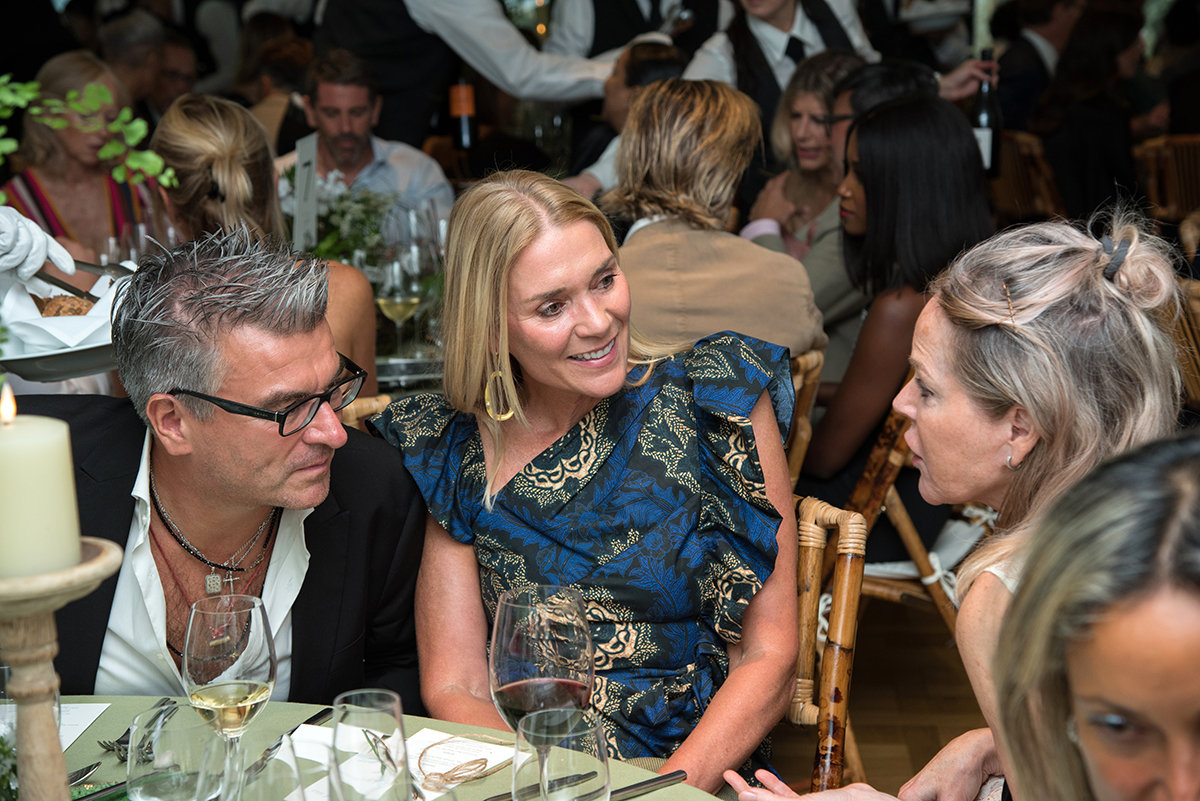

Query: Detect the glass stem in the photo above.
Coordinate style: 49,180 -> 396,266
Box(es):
222,734 -> 244,801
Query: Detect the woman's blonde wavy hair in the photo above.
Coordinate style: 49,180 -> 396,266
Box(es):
941,212 -> 1182,600
443,170 -> 682,503
603,79 -> 759,230
150,93 -> 285,240
17,50 -> 129,172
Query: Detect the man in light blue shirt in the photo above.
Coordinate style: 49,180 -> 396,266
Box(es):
276,48 -> 455,238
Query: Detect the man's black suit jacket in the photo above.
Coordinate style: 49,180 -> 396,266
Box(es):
998,35 -> 1051,132
26,395 -> 426,714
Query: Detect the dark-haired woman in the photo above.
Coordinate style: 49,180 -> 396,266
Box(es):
796,94 -> 992,561
1030,5 -> 1146,220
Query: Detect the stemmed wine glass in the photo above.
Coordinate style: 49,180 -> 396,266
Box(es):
182,595 -> 277,800
329,689 -> 409,801
489,586 -> 594,730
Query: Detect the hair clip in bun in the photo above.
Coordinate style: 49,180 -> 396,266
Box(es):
207,179 -> 226,202
1100,235 -> 1130,280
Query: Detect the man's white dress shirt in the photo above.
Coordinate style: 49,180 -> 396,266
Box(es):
95,432 -> 312,701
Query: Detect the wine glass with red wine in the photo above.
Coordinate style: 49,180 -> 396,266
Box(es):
489,585 -> 594,734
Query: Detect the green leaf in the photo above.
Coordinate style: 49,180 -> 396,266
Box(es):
67,99 -> 89,114
112,164 -> 127,182
82,82 -> 109,110
0,139 -> 18,155
122,117 -> 148,147
158,167 -> 178,188
97,140 -> 125,159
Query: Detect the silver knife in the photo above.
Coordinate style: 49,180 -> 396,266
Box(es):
74,260 -> 135,278
610,770 -> 687,801
482,771 -> 599,801
32,270 -> 100,302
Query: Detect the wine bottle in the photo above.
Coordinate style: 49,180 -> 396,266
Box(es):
450,77 -> 477,151
970,48 -> 1002,178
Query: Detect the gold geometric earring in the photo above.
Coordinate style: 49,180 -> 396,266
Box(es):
484,370 -> 514,421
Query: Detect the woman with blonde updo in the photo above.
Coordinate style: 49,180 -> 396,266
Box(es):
151,93 -> 377,393
892,213 -> 1181,800
3,50 -> 154,293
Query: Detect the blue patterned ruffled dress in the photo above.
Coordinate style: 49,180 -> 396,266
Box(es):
372,333 -> 794,778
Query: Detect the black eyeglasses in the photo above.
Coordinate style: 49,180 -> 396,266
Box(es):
817,113 -> 855,136
170,355 -> 367,436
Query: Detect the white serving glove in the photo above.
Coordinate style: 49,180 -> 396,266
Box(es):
0,206 -> 76,297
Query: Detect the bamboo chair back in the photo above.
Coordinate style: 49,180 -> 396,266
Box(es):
341,393 -> 393,431
1173,279 -> 1200,413
1139,135 -> 1200,223
1180,207 -> 1200,262
989,131 -> 1067,227
789,496 -> 869,791
785,350 -> 825,487
826,402 -> 959,635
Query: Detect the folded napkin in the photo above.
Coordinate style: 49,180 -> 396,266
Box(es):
0,266 -> 132,358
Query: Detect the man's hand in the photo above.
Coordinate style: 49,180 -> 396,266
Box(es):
561,173 -> 603,201
937,60 -> 998,102
750,172 -> 797,225
724,770 -> 899,801
898,728 -> 1003,801
0,206 -> 75,295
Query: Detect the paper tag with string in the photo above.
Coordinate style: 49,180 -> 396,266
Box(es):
408,728 -> 527,799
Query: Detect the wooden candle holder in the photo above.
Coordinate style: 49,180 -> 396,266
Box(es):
0,538 -> 123,801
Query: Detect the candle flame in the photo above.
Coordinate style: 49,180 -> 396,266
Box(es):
0,382 -> 14,424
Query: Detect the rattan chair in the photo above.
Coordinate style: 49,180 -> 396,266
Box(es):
1137,135 -> 1200,223
341,393 -> 393,430
989,131 -> 1067,228
789,495 -> 868,790
785,349 -> 825,487
1172,279 -> 1200,414
821,404 -> 959,636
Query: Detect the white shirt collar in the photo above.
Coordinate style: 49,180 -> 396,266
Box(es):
1021,28 -> 1060,75
624,215 -> 669,245
95,431 -> 313,701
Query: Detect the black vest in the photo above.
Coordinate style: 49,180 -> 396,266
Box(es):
315,0 -> 458,147
590,0 -> 720,60
727,1 -> 854,209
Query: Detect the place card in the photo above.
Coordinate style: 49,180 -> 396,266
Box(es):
59,703 -> 109,750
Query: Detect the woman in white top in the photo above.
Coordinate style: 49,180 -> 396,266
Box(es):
725,214 -> 1182,801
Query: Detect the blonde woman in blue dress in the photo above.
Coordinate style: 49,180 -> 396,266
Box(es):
373,169 -> 799,793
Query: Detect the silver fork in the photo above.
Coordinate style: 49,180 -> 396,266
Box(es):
114,703 -> 179,763
97,697 -> 174,753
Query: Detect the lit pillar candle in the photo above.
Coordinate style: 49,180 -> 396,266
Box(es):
0,383 -> 81,578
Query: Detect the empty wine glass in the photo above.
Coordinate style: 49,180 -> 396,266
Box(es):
489,586 -> 594,734
127,704 -> 226,801
182,595 -> 277,800
240,734 -> 303,801
330,689 -> 408,801
514,710 -> 609,801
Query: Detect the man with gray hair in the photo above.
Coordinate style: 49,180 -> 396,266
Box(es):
99,8 -> 165,102
23,229 -> 426,710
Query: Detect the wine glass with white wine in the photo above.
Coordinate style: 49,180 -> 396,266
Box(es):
182,595 -> 276,799
377,255 -> 421,356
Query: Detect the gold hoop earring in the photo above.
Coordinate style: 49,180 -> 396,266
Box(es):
484,370 -> 514,422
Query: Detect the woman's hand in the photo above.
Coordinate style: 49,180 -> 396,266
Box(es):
724,770 -> 898,801
898,728 -> 1002,801
750,172 -> 796,225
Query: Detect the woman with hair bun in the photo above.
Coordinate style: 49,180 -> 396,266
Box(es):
723,213 -> 1184,801
151,93 -> 377,394
893,212 -> 1181,800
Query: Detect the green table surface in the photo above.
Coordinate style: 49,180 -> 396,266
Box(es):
63,697 -> 716,801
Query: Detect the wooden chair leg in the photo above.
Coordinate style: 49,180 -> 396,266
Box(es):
812,510 -> 867,791
884,486 -> 957,636
842,717 -> 867,786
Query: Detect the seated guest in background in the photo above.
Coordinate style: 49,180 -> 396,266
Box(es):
25,228 -> 426,709
274,48 -> 454,242
248,34 -> 314,156
373,170 -> 799,793
825,58 -> 940,167
3,50 -> 154,294
569,41 -> 686,180
602,78 -> 826,357
1029,5 -> 1145,220
228,11 -> 294,106
98,9 -> 165,110
152,93 -> 378,394
740,49 -> 866,384
143,32 -> 198,135
996,0 -> 1082,131
797,95 -> 991,563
